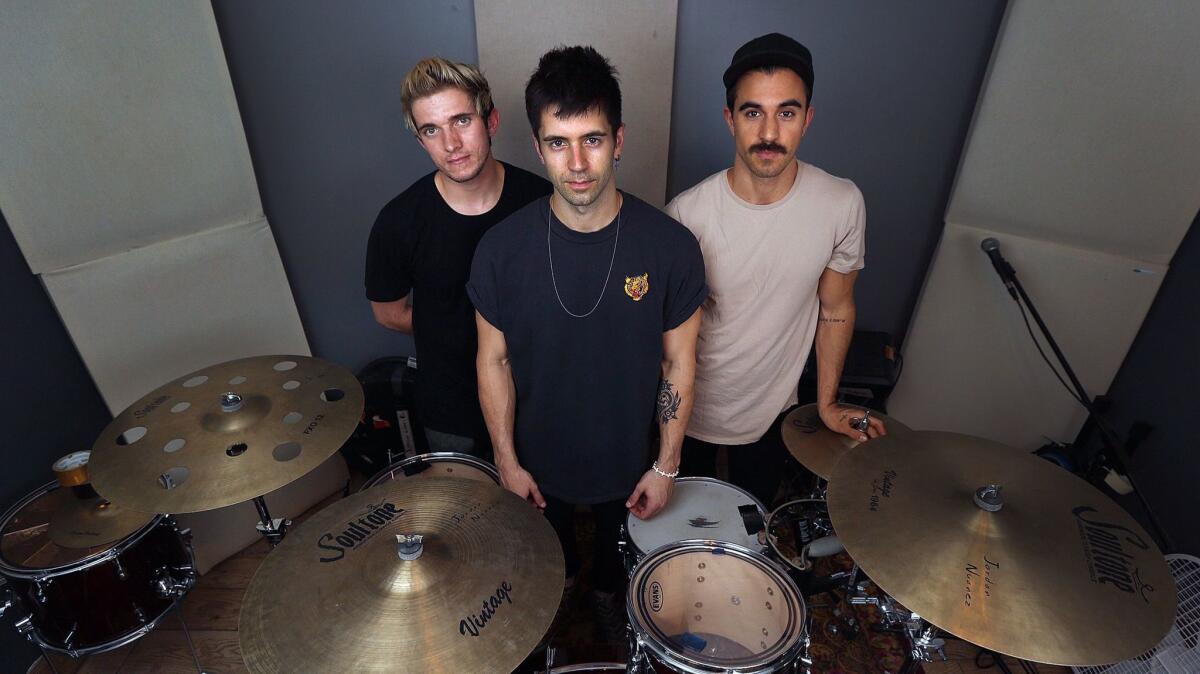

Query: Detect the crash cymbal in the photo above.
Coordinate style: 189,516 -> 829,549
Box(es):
780,404 -> 912,479
48,494 -> 154,549
89,355 -> 363,514
827,431 -> 1176,666
240,477 -> 564,673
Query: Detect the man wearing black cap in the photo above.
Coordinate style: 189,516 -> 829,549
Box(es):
666,33 -> 886,507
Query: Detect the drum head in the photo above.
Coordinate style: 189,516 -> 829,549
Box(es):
626,478 -> 765,556
629,541 -> 806,671
0,482 -> 156,575
361,452 -> 499,490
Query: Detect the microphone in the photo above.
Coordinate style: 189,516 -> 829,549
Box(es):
981,237 -> 1018,301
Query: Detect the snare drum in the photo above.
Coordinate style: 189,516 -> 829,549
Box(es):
624,478 -> 766,571
627,540 -> 809,673
360,451 -> 499,490
0,482 -> 195,656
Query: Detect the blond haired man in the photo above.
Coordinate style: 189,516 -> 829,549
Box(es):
366,57 -> 550,455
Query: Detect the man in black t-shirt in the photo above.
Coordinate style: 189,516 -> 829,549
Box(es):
468,46 -> 705,637
365,57 -> 550,455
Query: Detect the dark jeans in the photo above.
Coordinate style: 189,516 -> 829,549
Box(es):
679,410 -> 792,509
542,494 -> 628,593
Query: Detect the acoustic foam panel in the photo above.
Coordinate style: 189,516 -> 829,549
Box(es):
0,1 -> 262,273
41,219 -> 310,415
946,0 -> 1200,265
888,223 -> 1165,450
474,0 -> 678,207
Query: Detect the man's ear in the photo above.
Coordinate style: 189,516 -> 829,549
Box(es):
487,106 -> 500,138
723,107 -> 736,137
613,123 -> 625,160
531,133 -> 544,164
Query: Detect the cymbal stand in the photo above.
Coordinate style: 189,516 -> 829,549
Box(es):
847,583 -> 946,669
253,496 -> 290,547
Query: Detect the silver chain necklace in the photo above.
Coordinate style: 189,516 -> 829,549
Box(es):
546,201 -> 621,318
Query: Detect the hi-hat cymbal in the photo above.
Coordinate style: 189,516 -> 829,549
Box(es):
89,355 -> 363,514
780,404 -> 912,479
827,431 -> 1176,666
240,477 -> 564,673
48,495 -> 154,549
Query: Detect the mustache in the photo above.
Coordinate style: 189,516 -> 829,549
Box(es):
750,142 -> 788,154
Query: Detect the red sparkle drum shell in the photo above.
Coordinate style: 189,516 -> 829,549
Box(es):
0,482 -> 195,655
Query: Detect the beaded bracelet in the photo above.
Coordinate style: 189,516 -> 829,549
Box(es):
651,461 -> 679,479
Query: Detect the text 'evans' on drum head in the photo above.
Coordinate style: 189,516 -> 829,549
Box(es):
626,477 -> 765,556
360,452 -> 499,490
628,540 -> 806,672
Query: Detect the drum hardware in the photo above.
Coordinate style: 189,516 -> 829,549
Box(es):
845,582 -> 946,665
251,495 -> 290,547
827,430 -> 1178,666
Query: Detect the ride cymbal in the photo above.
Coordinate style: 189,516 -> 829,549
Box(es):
780,404 -> 912,480
240,477 -> 564,673
827,431 -> 1176,666
88,355 -> 363,514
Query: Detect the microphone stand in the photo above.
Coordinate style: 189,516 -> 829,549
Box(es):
998,258 -> 1174,552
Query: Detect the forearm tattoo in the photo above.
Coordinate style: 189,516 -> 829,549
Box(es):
818,317 -> 847,324
657,379 -> 681,425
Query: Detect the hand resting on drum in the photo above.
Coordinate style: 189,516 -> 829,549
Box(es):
626,468 -> 675,520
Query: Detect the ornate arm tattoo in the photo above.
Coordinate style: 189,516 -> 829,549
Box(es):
657,379 -> 681,425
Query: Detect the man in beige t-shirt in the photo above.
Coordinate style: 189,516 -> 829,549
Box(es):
666,33 -> 886,506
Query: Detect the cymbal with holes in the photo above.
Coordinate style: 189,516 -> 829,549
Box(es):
827,431 -> 1176,666
88,355 -> 363,514
780,404 -> 912,479
240,477 -> 564,674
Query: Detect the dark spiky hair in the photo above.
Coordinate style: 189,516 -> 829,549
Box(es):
525,45 -> 622,136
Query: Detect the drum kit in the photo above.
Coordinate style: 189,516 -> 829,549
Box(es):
0,360 -> 1180,673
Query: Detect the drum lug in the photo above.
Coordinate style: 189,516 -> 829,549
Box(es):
0,581 -> 11,619
154,565 -> 196,599
133,604 -> 147,624
34,578 -> 52,604
14,614 -> 34,637
62,624 -> 77,650
114,557 -> 128,580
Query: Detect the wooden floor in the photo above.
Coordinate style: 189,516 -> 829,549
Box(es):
26,491 -> 1071,674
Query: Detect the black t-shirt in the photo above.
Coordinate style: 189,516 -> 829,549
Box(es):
364,162 -> 551,438
467,193 -> 707,503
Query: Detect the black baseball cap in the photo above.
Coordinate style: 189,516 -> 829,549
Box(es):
723,33 -> 814,101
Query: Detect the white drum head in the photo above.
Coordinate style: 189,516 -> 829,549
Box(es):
629,541 -> 806,671
626,477 -> 765,556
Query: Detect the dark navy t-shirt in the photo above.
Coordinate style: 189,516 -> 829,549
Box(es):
467,193 -> 706,503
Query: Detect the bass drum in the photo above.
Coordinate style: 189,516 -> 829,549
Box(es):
0,482 -> 195,656
360,452 -> 500,490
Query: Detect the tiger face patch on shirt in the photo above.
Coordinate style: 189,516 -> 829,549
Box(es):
624,273 -> 649,301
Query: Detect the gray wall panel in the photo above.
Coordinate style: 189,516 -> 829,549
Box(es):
668,0 -> 1005,340
211,0 -> 480,372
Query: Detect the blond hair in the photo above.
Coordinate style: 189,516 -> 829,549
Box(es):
401,57 -> 494,133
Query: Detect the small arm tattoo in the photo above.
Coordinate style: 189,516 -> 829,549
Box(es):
818,317 -> 847,324
657,379 -> 681,425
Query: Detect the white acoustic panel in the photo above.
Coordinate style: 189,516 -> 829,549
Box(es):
42,219 -> 310,415
889,223 -> 1165,450
475,0 -> 677,207
947,0 -> 1200,265
0,1 -> 263,273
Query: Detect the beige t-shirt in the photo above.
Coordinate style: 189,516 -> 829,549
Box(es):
665,161 -> 866,444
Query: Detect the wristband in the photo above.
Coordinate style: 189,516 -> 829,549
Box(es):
651,461 -> 679,479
